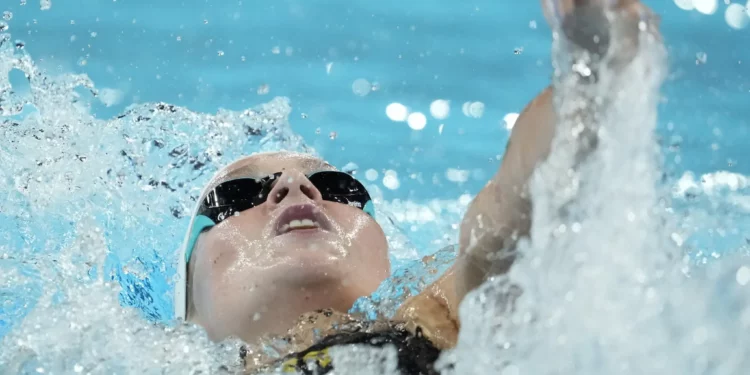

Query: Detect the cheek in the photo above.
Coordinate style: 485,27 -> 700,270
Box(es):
330,205 -> 389,264
192,214 -> 269,309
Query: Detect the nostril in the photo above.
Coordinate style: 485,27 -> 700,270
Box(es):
272,187 -> 289,204
299,184 -> 317,200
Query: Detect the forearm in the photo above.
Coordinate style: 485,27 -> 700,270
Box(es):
455,87 -> 557,301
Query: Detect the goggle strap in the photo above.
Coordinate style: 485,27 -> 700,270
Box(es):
185,215 -> 216,263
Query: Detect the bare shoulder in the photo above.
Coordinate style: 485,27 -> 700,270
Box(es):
395,269 -> 460,349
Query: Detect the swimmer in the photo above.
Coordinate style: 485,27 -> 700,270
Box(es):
173,1 -> 661,373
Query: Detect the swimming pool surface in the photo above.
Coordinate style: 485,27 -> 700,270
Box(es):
1,0 -> 749,373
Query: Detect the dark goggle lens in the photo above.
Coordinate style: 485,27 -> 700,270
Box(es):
308,171 -> 371,211
198,172 -> 281,222
196,171 -> 371,224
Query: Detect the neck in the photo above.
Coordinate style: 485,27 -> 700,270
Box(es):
234,280 -> 369,343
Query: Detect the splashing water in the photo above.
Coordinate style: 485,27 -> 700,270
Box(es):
445,9 -> 750,375
0,6 -> 748,374
0,26 -> 462,373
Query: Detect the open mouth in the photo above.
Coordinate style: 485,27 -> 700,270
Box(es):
273,204 -> 332,236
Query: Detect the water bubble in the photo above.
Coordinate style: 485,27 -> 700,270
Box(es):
271,46 -> 280,54
329,131 -> 337,140
468,101 -> 485,118
407,112 -> 427,130
365,169 -> 378,181
430,99 -> 450,120
0,22 -> 8,32
352,78 -> 371,96
673,0 -> 694,10
217,50 -> 224,56
737,266 -> 750,286
695,0 -> 718,15
315,127 -> 321,135
529,20 -> 537,29
342,162 -> 358,174
15,40 -> 25,49
514,47 -> 524,55
696,52 -> 708,65
385,102 -> 408,122
445,168 -> 469,183
725,3 -> 749,30
257,84 -> 270,95
3,11 -> 12,20
40,0 -> 51,10
383,170 -> 400,190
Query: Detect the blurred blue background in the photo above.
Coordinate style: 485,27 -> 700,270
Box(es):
2,0 -> 747,201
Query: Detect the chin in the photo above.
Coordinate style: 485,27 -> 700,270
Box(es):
267,237 -> 350,285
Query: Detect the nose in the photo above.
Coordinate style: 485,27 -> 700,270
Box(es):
265,170 -> 323,209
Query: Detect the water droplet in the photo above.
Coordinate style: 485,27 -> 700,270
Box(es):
386,102 -> 408,122
365,169 -> 378,181
725,3 -> 749,30
514,47 -> 523,55
0,22 -> 8,32
217,50 -> 224,56
329,131 -> 337,140
271,46 -> 280,54
407,112 -> 427,131
352,78 -> 371,96
300,113 -> 308,119
315,127 -> 321,135
529,20 -> 537,29
696,52 -> 708,65
3,11 -> 13,21
383,170 -> 400,190
256,84 -> 269,95
430,99 -> 450,120
40,0 -> 51,10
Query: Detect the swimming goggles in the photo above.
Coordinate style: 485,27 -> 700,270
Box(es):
174,170 -> 375,321
185,170 -> 375,263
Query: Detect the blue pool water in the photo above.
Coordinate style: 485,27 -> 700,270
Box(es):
0,0 -> 749,373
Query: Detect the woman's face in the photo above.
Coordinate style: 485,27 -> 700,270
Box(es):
187,152 -> 390,341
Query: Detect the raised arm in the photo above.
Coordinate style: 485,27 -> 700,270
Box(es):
396,0 -> 660,349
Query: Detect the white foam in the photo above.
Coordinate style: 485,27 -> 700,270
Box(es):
673,171 -> 749,197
